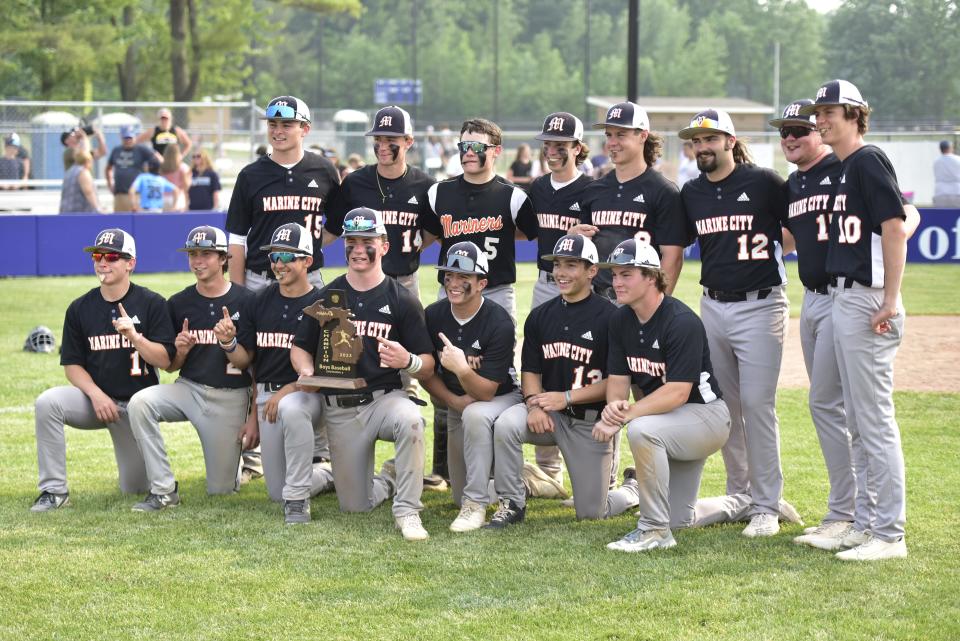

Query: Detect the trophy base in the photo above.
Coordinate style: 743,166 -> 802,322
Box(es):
297,375 -> 367,392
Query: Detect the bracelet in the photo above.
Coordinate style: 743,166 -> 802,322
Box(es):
220,337 -> 238,352
564,390 -> 572,408
522,394 -> 534,403
405,353 -> 422,375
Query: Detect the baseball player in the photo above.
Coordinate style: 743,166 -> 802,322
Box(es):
798,80 -> 911,560
125,226 -> 255,511
31,228 -> 175,511
678,109 -> 796,537
491,234 -> 641,527
225,95 -> 340,481
291,208 -> 435,541
576,102 -> 687,298
216,223 -> 335,524
597,239 -> 731,552
419,241 -> 522,532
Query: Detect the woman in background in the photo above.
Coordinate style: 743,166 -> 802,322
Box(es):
188,149 -> 222,211
59,148 -> 102,213
160,144 -> 190,211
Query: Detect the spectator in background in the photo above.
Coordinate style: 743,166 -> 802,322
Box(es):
106,125 -> 154,212
677,140 -> 699,187
188,149 -> 222,211
62,123 -> 107,164
138,107 -> 192,158
130,158 -> 178,213
160,144 -> 191,211
933,140 -> 960,208
0,137 -> 22,189
255,144 -> 269,158
345,153 -> 365,174
5,133 -> 30,186
60,148 -> 103,213
506,143 -> 537,191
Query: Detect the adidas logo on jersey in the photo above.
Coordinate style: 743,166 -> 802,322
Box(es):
408,195 -> 418,205
633,194 -> 645,203
737,192 -> 750,202
581,330 -> 593,341
819,176 -> 832,186
379,304 -> 392,315
231,311 -> 240,321
569,202 -> 581,212
840,174 -> 846,184
471,340 -> 481,349
130,315 -> 141,324
652,339 -> 660,349
307,179 -> 319,188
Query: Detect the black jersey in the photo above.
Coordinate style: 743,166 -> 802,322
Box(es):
528,173 -> 593,273
607,296 -> 721,404
681,164 -> 788,292
825,145 -> 905,288
236,284 -> 322,386
60,283 -> 176,401
293,275 -> 434,393
522,292 -> 616,413
579,168 -> 687,291
324,165 -> 435,277
785,153 -> 842,290
424,298 -> 518,397
420,175 -> 538,288
167,283 -> 254,389
226,151 -> 340,275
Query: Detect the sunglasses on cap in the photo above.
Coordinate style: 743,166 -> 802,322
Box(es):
265,104 -> 297,119
343,217 -> 378,233
269,252 -> 306,264
184,238 -> 222,249
444,254 -> 486,274
91,252 -> 129,263
457,141 -> 496,154
779,126 -> 813,139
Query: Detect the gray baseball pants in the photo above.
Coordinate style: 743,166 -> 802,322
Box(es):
128,378 -> 249,495
493,402 -> 638,519
35,386 -> 148,495
700,286 -> 788,516
256,385 -> 334,502
394,272 -> 421,397
831,282 -> 906,542
530,270 -> 561,310
323,389 -> 425,518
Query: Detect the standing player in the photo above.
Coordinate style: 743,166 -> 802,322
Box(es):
420,241 -> 522,532
679,109 -> 794,537
799,80 -> 910,560
491,234 -> 640,527
597,240 -> 731,552
126,226 -> 255,510
31,229 -> 175,511
291,208 -> 435,541
576,102 -> 687,298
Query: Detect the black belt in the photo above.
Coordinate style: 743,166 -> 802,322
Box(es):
806,284 -> 829,295
829,275 -> 865,289
263,381 -> 288,392
324,387 -> 398,408
705,288 -> 772,302
565,405 -> 600,422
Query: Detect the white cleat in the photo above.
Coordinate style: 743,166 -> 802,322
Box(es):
835,535 -> 907,561
778,499 -> 804,525
742,513 -> 780,538
839,528 -> 871,549
395,513 -> 429,541
606,528 -> 677,553
793,521 -> 854,550
449,499 -> 487,533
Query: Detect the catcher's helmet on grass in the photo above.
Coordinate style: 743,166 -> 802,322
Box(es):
24,326 -> 56,353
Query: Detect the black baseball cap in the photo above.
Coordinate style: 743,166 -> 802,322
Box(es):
597,239 -> 661,270
769,99 -> 817,128
259,222 -> 313,255
261,95 -> 311,123
592,102 -> 650,131
542,234 -> 599,264
178,225 -> 228,252
366,106 -> 413,137
83,228 -> 137,258
342,207 -> 388,238
436,241 -> 489,276
536,112 -> 584,142
798,80 -> 869,116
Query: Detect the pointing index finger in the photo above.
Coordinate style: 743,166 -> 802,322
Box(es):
222,306 -> 231,320
117,302 -> 129,317
438,332 -> 453,348
182,318 -> 189,332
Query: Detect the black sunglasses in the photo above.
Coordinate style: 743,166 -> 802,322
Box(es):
779,126 -> 813,139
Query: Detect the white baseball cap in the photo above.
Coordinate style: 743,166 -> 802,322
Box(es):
597,238 -> 661,270
678,109 -> 737,140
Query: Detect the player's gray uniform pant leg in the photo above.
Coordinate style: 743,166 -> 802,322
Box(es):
128,378 -> 248,495
256,386 -> 332,502
530,270 -> 560,310
395,272 -> 421,398
453,391 -> 523,506
626,399 -> 730,531
324,390 -> 425,517
800,290 -> 860,523
831,284 -> 906,542
35,386 -> 148,495
700,286 -> 788,516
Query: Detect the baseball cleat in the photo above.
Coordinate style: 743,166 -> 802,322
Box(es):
484,498 -> 526,529
606,528 -> 676,552
132,482 -> 181,512
240,468 -> 263,485
396,513 -> 429,541
284,498 -> 311,524
521,462 -> 569,499
560,497 -> 576,508
622,466 -> 637,483
423,473 -> 449,492
793,520 -> 854,550
835,535 -> 907,561
778,499 -> 805,525
839,527 -> 871,549
450,499 -> 487,533
742,513 -> 779,538
312,458 -> 335,494
30,491 -> 70,512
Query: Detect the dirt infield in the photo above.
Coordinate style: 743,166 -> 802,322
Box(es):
779,315 -> 959,393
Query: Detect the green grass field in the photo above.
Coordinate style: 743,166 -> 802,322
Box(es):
1,261 -> 959,641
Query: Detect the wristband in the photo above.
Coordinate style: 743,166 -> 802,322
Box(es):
220,337 -> 238,352
564,390 -> 572,408
405,353 -> 422,375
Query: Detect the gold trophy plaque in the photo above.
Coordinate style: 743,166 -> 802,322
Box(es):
297,290 -> 366,391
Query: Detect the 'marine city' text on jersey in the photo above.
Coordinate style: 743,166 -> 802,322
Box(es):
592,211 -> 647,227
694,215 -> 754,235
541,341 -> 593,365
261,195 -> 324,212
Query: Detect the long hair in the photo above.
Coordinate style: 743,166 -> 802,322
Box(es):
160,144 -> 182,174
643,132 -> 664,166
844,105 -> 871,135
732,139 -> 753,165
576,141 -> 590,166
193,148 -> 213,173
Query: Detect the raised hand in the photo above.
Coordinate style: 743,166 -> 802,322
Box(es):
375,335 -> 411,370
438,332 -> 469,376
213,306 -> 236,344
174,318 -> 197,354
112,302 -> 139,341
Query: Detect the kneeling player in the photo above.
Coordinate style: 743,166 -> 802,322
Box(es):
420,241 -> 522,532
597,240 -> 731,552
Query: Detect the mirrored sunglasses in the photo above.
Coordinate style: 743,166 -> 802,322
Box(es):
444,254 -> 485,274
184,238 -> 221,249
343,217 -> 378,233
269,252 -> 305,264
265,104 -> 297,119
457,141 -> 495,154
91,252 -> 127,263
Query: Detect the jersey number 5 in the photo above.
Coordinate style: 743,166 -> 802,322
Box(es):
736,233 -> 769,260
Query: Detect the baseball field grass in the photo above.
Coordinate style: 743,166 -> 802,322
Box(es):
1,261 -> 959,641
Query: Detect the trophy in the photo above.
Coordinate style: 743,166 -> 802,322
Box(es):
297,290 -> 366,391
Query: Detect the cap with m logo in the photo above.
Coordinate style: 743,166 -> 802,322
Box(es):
366,106 -> 413,137
678,109 -> 737,140
769,99 -> 817,128
536,112 -> 584,142
178,225 -> 228,252
83,228 -> 137,258
259,222 -> 313,255
542,233 -> 599,264
592,101 -> 650,131
261,95 -> 311,123
798,80 -> 869,116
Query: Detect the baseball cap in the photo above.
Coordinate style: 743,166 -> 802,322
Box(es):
366,106 -> 413,137
542,234 -> 599,264
259,222 -> 313,255
5,133 -> 20,147
798,80 -> 869,116
769,99 -> 817,128
120,125 -> 138,139
941,140 -> 952,152
678,109 -> 737,140
341,207 -> 388,238
597,238 -> 661,270
261,95 -> 311,123
83,228 -> 137,258
436,241 -> 489,276
592,102 -> 650,131
536,112 -> 584,142
177,225 -> 228,252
